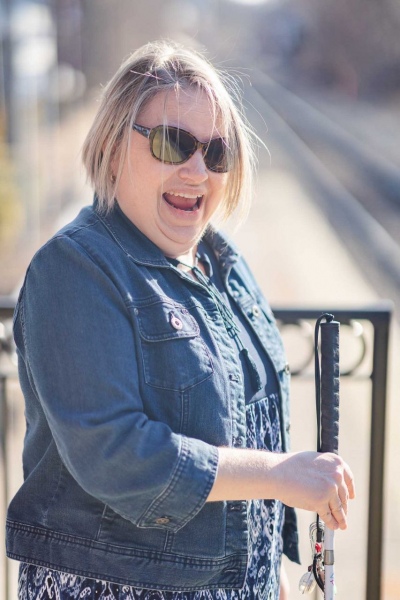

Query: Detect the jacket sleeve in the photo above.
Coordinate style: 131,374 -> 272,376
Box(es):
16,235 -> 219,532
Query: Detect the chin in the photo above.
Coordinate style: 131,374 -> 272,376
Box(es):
159,225 -> 205,254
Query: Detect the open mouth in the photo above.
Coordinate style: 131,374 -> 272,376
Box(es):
163,192 -> 203,212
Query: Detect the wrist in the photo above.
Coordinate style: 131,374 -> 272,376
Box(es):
262,451 -> 289,501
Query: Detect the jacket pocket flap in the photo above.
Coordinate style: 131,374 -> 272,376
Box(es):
135,304 -> 199,342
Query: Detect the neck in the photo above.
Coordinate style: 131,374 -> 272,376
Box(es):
165,247 -> 207,278
166,247 -> 198,269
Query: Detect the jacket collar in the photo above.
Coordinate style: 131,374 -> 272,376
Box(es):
94,196 -> 240,270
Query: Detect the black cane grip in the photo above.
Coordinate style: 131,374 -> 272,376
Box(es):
320,321 -> 340,454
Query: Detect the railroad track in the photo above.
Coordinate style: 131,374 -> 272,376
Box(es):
246,70 -> 400,316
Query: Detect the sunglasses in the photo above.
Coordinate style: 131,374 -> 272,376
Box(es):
132,123 -> 231,173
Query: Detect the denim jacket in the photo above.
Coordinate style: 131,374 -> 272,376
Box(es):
6,200 -> 299,591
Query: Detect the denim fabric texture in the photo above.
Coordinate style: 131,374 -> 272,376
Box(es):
6,199 -> 299,591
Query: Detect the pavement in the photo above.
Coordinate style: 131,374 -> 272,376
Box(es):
1,93 -> 400,599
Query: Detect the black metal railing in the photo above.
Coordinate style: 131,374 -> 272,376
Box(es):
273,304 -> 392,600
0,300 -> 392,600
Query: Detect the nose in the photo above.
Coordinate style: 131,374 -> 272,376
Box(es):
178,149 -> 208,183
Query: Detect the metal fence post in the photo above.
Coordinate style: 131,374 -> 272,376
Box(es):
367,310 -> 391,600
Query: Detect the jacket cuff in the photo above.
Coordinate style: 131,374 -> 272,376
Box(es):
137,436 -> 219,532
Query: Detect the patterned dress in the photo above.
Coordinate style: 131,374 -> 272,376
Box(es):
18,243 -> 285,600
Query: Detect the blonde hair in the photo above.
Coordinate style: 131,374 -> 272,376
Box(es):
82,40 -> 257,221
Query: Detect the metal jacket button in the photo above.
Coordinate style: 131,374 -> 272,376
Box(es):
170,313 -> 183,330
252,305 -> 260,318
284,363 -> 290,374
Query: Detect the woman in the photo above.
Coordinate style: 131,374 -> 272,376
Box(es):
7,41 -> 354,600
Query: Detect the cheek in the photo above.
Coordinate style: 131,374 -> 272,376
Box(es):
119,158 -> 154,197
212,175 -> 228,198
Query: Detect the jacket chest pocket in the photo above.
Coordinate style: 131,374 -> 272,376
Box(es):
134,303 -> 214,391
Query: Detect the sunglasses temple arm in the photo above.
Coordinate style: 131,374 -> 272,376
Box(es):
132,123 -> 151,138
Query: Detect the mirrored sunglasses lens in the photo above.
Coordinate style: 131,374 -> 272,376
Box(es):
205,138 -> 229,172
152,127 -> 195,164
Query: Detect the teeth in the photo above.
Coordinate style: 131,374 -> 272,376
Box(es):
166,192 -> 203,199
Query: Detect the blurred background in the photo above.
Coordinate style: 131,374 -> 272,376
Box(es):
1,0 -> 400,598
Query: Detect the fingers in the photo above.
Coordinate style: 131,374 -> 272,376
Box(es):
320,476 -> 352,531
343,461 -> 356,499
319,508 -> 338,530
330,499 -> 347,529
328,460 -> 355,530
320,500 -> 347,531
320,459 -> 354,530
322,455 -> 355,530
338,483 -> 349,513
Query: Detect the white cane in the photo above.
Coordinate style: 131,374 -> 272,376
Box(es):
320,317 -> 340,600
299,314 -> 340,598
